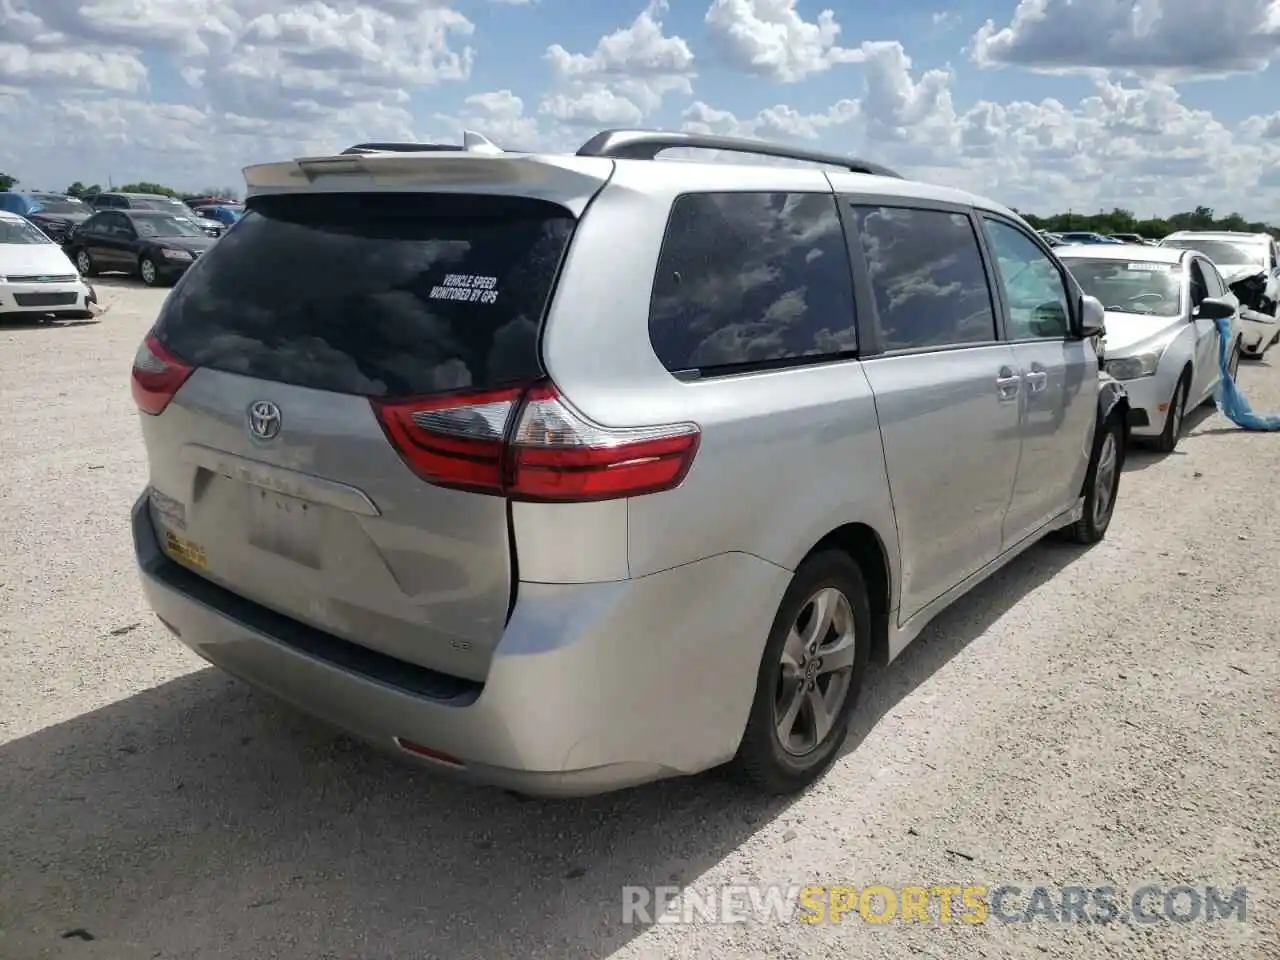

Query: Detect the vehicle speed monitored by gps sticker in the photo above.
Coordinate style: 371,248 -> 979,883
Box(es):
429,273 -> 500,304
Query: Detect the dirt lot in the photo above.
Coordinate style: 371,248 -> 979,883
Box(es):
1,281 -> 1277,960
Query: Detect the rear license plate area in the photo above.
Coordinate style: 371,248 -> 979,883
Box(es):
247,487 -> 322,568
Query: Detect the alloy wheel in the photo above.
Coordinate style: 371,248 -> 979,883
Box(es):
773,586 -> 858,757
1092,430 -> 1119,528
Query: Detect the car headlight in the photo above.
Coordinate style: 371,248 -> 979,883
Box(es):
161,248 -> 194,261
1105,352 -> 1162,380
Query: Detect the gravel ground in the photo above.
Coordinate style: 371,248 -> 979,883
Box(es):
1,283 -> 1277,960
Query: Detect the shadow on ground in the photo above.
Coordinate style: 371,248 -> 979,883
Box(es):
0,541 -> 1092,960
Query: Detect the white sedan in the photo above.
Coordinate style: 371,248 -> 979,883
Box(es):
1057,243 -> 1242,453
0,210 -> 98,322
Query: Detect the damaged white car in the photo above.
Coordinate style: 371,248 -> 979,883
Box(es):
1058,243 -> 1241,454
1158,231 -> 1280,359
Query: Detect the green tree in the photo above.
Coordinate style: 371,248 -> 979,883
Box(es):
0,172 -> 18,191
1021,205 -> 1279,241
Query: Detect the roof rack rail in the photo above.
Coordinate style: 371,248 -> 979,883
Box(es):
341,130 -> 505,157
575,129 -> 902,178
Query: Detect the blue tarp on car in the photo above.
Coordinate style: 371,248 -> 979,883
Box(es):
1214,316 -> 1280,430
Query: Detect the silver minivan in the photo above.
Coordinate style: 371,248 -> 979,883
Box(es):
130,130 -> 1129,797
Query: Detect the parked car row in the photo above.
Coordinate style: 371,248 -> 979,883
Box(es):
0,190 -> 228,240
1039,230 -> 1160,247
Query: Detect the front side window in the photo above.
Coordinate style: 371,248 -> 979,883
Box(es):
982,218 -> 1071,340
1200,259 -> 1226,299
1064,258 -> 1183,318
851,205 -> 997,350
107,214 -> 135,238
1188,260 -> 1209,309
648,192 -> 858,375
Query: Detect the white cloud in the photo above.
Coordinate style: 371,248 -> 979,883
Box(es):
543,1 -> 695,114
540,88 -> 645,127
680,39 -> 1280,218
0,0 -> 1278,223
972,0 -> 1280,79
704,0 -> 864,82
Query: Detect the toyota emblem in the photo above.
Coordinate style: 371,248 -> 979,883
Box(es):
247,400 -> 282,441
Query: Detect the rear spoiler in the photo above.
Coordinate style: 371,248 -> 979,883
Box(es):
242,149 -> 614,217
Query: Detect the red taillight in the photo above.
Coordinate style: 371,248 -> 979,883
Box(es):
373,385 -> 523,494
131,334 -> 195,415
371,381 -> 700,502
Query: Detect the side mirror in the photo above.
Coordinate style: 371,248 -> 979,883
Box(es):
1193,296 -> 1235,322
1074,294 -> 1106,339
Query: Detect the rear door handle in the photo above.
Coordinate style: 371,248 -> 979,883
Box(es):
996,366 -> 1021,401
1025,364 -> 1048,393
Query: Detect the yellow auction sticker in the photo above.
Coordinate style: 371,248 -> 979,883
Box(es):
165,530 -> 208,570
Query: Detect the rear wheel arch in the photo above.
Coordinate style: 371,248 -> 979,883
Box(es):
804,522 -> 892,666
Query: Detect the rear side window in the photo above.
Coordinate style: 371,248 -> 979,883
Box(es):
849,205 -> 997,351
154,193 -> 575,398
648,192 -> 858,375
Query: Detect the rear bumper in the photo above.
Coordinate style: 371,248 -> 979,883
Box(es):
132,492 -> 790,797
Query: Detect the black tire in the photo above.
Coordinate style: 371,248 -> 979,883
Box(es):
1152,371 -> 1189,454
139,256 -> 161,287
1062,413 -> 1124,545
1228,342 -> 1241,382
74,248 -> 97,277
730,550 -> 871,795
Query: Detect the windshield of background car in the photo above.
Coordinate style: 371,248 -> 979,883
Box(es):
32,198 -> 88,215
1066,258 -> 1183,318
133,214 -> 207,239
1159,237 -> 1265,268
151,192 -> 576,398
0,218 -> 53,244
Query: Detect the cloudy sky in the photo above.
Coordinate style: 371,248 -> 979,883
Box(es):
3,0 -> 1280,218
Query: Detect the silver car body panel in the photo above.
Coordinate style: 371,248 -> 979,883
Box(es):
134,144 -> 1107,794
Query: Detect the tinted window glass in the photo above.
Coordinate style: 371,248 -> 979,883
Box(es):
851,205 -> 996,350
154,193 -> 575,398
648,192 -> 857,373
1201,260 -> 1225,298
1188,259 -> 1208,308
982,218 -> 1071,340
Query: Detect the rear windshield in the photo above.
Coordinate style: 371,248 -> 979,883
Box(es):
154,193 -> 576,398
1159,237 -> 1265,267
